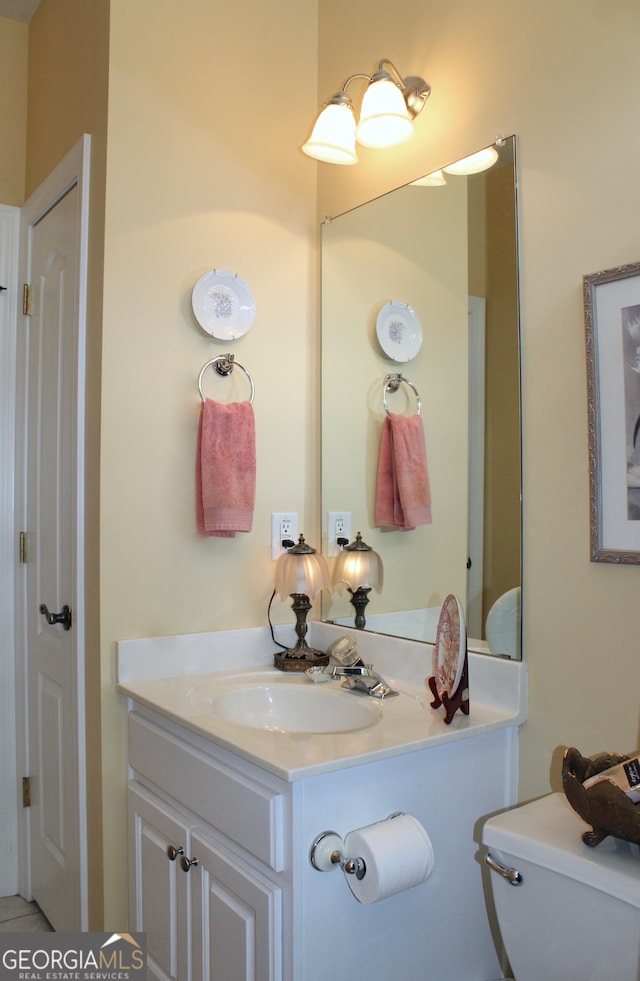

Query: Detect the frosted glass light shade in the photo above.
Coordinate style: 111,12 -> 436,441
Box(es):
275,548 -> 330,599
333,545 -> 383,593
443,147 -> 499,175
302,103 -> 358,165
355,78 -> 413,149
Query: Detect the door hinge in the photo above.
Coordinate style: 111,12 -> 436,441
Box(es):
22,776 -> 31,808
23,283 -> 32,315
19,531 -> 27,564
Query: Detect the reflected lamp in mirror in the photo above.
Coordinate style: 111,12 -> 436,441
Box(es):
332,532 -> 383,629
302,59 -> 430,165
274,534 -> 331,671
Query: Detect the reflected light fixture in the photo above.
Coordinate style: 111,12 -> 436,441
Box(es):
411,169 -> 447,187
443,145 -> 499,176
332,532 -> 384,629
302,58 -> 430,165
273,534 -> 331,671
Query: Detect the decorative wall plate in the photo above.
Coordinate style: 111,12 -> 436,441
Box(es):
192,269 -> 256,340
376,301 -> 423,362
432,594 -> 465,698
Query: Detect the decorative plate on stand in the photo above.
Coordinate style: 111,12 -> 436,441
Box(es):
432,594 -> 465,699
192,269 -> 256,340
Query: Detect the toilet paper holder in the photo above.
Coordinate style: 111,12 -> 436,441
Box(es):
309,812 -> 404,880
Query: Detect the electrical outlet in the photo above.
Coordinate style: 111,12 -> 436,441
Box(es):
327,511 -> 351,557
271,512 -> 298,560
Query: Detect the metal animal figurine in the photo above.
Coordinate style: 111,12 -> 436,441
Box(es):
562,746 -> 640,847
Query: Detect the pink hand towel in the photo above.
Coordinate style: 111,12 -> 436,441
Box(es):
375,412 -> 432,530
196,398 -> 256,537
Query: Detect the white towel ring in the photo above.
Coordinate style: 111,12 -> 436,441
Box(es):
383,373 -> 421,416
198,354 -> 255,404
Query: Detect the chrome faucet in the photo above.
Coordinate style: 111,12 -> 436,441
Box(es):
325,663 -> 399,699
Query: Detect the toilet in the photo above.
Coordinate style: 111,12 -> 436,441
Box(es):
482,792 -> 640,981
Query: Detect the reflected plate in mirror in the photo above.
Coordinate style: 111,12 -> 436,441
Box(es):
485,587 -> 521,659
376,301 -> 423,362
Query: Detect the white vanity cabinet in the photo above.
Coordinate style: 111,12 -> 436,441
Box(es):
125,701 -> 518,981
119,626 -> 526,981
127,711 -> 285,981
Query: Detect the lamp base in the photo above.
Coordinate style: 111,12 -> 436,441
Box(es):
274,591 -> 330,671
349,586 -> 371,629
274,641 -> 330,673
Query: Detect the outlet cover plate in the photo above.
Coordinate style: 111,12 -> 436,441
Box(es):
271,512 -> 298,560
327,511 -> 351,557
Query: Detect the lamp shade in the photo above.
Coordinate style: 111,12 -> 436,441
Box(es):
275,535 -> 330,599
302,102 -> 358,165
332,533 -> 383,593
355,77 -> 413,149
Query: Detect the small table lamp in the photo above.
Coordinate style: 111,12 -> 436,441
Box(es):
332,532 -> 383,629
274,534 -> 331,671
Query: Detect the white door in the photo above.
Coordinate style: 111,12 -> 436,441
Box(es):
16,138 -> 90,930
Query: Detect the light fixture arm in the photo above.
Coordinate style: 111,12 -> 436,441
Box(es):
324,73 -> 372,109
375,58 -> 431,118
377,58 -> 405,88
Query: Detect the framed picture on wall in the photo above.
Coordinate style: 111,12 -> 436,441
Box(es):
584,261 -> 640,563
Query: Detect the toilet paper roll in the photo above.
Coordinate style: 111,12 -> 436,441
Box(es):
343,814 -> 434,904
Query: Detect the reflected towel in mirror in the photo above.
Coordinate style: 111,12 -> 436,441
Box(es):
375,413 -> 431,530
196,398 -> 256,537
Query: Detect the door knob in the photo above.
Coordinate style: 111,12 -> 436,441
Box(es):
39,603 -> 72,630
167,845 -> 184,861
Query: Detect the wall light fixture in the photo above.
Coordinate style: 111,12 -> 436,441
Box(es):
302,59 -> 431,165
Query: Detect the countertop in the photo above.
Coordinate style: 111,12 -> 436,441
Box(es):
117,622 -> 527,781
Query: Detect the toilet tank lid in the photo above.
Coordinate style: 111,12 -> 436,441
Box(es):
482,793 -> 640,909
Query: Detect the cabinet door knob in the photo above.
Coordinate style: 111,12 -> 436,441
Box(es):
167,845 -> 184,861
180,855 -> 199,872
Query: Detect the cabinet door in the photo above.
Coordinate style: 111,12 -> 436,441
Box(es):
190,830 -> 282,981
128,783 -> 192,981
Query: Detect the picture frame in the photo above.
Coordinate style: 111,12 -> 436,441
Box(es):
584,261 -> 640,563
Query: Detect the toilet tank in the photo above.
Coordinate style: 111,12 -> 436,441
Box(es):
482,793 -> 640,981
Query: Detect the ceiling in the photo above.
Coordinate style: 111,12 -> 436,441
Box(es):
0,0 -> 40,22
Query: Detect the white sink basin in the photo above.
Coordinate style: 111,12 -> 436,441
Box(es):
188,680 -> 381,734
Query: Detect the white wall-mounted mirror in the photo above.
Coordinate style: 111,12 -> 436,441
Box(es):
320,136 -> 521,657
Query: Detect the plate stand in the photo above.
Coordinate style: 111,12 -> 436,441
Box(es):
427,651 -> 470,725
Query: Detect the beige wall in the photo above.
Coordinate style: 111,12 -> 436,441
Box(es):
100,0 -> 318,925
0,17 -> 27,204
317,0 -> 640,803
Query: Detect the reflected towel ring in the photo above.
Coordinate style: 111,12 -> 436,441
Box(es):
198,354 -> 255,404
383,373 -> 421,416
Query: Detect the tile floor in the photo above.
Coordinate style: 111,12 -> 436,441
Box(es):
0,895 -> 53,932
